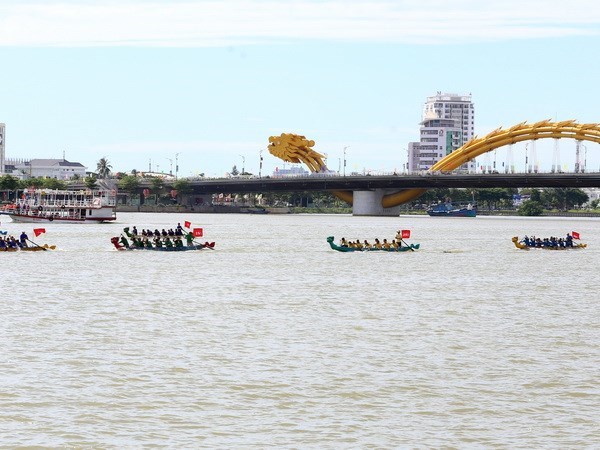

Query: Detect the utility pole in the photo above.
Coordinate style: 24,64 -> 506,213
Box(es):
343,146 -> 349,176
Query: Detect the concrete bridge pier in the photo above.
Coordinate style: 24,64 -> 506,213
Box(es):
352,190 -> 402,216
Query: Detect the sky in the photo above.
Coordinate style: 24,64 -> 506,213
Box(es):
1,0 -> 600,177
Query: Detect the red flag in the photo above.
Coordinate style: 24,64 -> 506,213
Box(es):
184,221 -> 191,229
572,231 -> 580,240
33,228 -> 46,237
193,228 -> 203,237
401,229 -> 411,239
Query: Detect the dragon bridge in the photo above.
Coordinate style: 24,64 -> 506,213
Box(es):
268,120 -> 600,212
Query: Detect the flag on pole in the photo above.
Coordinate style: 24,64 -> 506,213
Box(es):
33,228 -> 46,237
193,228 -> 203,237
184,221 -> 191,229
401,230 -> 411,239
572,231 -> 580,240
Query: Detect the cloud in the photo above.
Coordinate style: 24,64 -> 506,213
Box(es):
0,0 -> 599,47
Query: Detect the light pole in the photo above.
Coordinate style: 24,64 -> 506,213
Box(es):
175,153 -> 180,180
343,146 -> 349,176
524,143 -> 529,173
239,155 -> 245,174
166,157 -> 173,175
259,149 -> 263,178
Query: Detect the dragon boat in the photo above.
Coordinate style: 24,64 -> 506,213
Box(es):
111,225 -> 215,251
0,244 -> 56,252
512,236 -> 587,250
327,236 -> 420,252
111,237 -> 214,251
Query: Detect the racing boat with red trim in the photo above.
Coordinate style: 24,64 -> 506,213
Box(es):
0,188 -> 117,223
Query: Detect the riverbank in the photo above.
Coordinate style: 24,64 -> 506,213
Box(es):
116,205 -> 600,217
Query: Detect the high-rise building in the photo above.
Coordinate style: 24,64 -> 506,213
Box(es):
407,92 -> 475,172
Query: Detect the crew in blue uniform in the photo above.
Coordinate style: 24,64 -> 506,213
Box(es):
19,231 -> 29,247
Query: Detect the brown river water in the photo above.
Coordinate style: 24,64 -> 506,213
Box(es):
1,212 -> 598,447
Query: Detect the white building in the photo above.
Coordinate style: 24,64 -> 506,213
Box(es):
5,158 -> 87,179
408,118 -> 463,172
408,92 -> 475,172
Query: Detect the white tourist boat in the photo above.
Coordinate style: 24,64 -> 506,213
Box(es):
0,188 -> 117,223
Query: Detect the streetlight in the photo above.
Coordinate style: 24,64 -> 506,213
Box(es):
239,155 -> 245,174
524,143 -> 529,173
175,153 -> 180,180
259,149 -> 264,178
166,157 -> 173,175
343,146 -> 349,176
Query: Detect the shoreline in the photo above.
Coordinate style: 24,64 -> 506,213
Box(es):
116,205 -> 600,218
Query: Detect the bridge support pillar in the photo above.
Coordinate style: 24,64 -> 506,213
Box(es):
352,190 -> 402,216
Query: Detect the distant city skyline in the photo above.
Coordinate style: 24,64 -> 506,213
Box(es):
1,0 -> 600,177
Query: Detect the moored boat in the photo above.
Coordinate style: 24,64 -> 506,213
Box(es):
427,202 -> 476,217
0,188 -> 117,223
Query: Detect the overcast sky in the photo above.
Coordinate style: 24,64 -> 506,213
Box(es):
1,0 -> 600,176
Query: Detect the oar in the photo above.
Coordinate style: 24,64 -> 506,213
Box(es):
400,238 -> 415,252
26,237 -> 47,251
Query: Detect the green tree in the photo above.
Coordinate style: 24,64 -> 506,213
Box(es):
230,165 -> 239,176
84,175 -> 98,190
0,174 -> 19,191
43,178 -> 67,190
96,157 -> 112,179
518,200 -> 544,216
20,177 -> 45,189
118,175 -> 140,194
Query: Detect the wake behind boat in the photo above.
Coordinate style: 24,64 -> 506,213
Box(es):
0,188 -> 117,223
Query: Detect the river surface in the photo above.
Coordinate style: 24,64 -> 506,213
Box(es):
1,212 -> 598,448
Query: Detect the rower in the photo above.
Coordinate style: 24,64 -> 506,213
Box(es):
19,231 -> 29,247
185,232 -> 194,246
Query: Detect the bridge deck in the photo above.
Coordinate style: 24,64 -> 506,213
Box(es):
179,173 -> 600,194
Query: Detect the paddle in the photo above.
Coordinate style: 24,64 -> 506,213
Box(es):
400,238 -> 415,252
26,237 -> 47,251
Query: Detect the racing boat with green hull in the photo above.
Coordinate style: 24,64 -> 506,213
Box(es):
111,237 -> 214,251
111,225 -> 215,251
327,236 -> 420,252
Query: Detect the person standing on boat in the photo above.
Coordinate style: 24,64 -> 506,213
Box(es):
566,233 -> 574,247
185,232 -> 194,247
19,231 -> 29,248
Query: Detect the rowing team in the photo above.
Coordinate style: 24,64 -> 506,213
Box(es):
0,232 -> 30,250
117,234 -> 194,249
520,233 -> 576,248
339,237 -> 406,250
